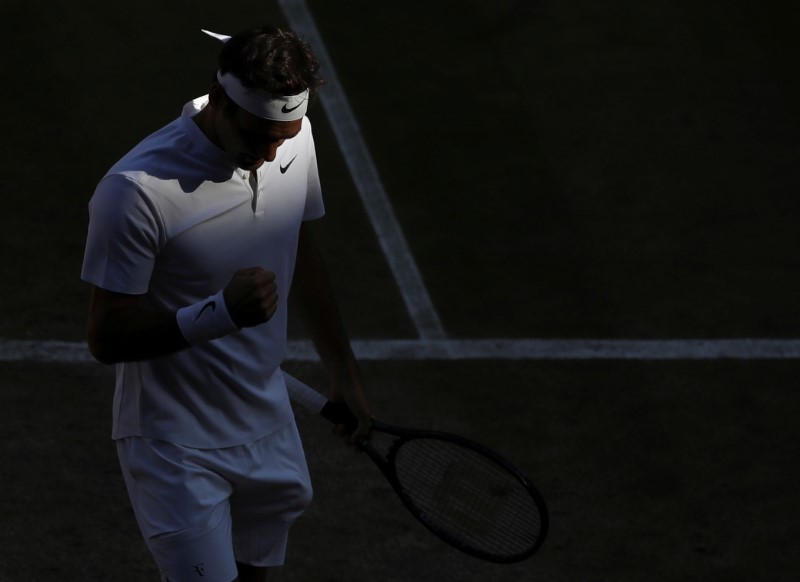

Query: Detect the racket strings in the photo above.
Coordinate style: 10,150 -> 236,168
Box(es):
393,438 -> 543,558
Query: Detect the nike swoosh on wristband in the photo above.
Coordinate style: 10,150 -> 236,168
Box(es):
280,155 -> 298,174
195,301 -> 216,321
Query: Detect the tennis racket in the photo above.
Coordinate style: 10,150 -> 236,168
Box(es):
284,373 -> 548,563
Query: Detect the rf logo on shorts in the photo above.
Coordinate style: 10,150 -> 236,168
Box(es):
193,562 -> 205,576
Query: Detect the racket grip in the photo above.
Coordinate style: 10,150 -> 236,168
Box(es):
282,371 -> 359,432
284,372 -> 327,413
320,401 -> 359,432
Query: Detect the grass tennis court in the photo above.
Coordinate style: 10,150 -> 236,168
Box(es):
1,0 -> 799,580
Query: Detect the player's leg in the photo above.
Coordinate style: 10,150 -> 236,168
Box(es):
229,419 -> 313,572
235,561 -> 269,581
116,437 -> 240,582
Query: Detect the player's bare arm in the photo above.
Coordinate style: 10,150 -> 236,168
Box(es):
289,221 -> 372,442
87,286 -> 186,364
88,267 -> 278,364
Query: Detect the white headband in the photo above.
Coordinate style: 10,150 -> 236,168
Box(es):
202,29 -> 310,122
216,70 -> 309,121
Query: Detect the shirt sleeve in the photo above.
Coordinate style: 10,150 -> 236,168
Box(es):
81,173 -> 164,294
302,119 -> 326,222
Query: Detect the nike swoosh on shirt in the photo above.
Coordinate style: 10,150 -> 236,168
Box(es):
280,155 -> 298,174
195,301 -> 216,321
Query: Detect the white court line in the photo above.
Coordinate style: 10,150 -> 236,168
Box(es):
3,339 -> 800,362
279,0 -> 446,341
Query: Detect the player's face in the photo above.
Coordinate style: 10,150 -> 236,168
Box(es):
216,105 -> 303,171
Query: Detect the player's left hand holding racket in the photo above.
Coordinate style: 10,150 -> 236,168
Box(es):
285,373 -> 549,563
326,377 -> 372,445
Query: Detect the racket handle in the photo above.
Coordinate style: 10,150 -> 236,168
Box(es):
283,371 -> 359,432
284,372 -> 327,413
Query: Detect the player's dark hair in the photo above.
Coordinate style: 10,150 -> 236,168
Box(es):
219,25 -> 324,99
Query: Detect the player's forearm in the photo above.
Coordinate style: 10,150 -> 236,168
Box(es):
289,223 -> 370,425
88,268 -> 276,364
289,267 -> 356,378
289,223 -> 357,378
88,305 -> 189,364
291,288 -> 371,425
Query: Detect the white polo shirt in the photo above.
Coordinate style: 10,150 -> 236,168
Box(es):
82,96 -> 325,448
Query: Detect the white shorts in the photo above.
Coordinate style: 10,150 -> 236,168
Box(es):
116,420 -> 313,582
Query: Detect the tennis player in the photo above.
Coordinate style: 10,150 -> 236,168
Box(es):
81,25 -> 371,582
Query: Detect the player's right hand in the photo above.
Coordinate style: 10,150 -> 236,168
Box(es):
223,267 -> 278,328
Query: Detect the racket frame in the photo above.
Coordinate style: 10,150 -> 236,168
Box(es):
321,401 -> 549,563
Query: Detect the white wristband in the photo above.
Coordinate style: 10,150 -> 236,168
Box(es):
176,289 -> 239,345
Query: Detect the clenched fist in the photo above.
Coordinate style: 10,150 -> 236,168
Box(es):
223,267 -> 278,328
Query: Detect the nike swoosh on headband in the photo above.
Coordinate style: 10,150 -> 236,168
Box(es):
282,101 -> 304,114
